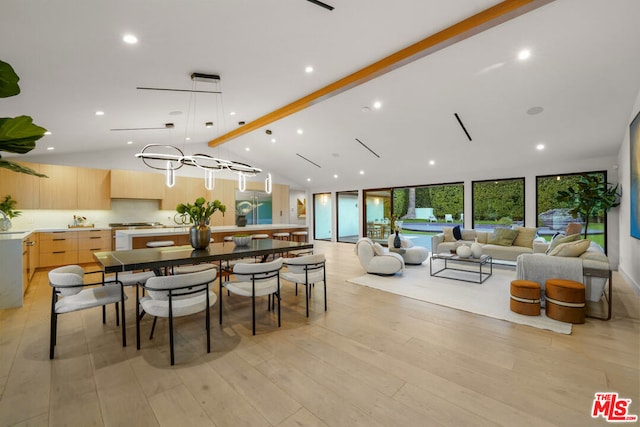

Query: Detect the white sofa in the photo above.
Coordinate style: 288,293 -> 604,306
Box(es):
387,233 -> 429,265
355,238 -> 404,276
431,227 -> 544,262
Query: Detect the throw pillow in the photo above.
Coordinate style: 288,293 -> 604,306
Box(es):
401,237 -> 414,248
452,225 -> 462,240
546,233 -> 580,254
487,228 -> 519,246
548,239 -> 591,257
512,226 -> 537,248
372,242 -> 384,256
461,229 -> 477,241
442,227 -> 455,242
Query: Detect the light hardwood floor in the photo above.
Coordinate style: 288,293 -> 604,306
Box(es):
1,240 -> 638,426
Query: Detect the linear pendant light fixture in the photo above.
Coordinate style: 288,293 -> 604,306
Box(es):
135,73 -> 269,192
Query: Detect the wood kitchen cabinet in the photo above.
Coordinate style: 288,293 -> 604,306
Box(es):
78,167 -> 111,209
77,229 -> 111,263
110,169 -> 164,199
38,164 -> 78,209
160,176 -> 209,211
39,231 -> 78,267
272,183 -> 290,223
0,161 -> 41,208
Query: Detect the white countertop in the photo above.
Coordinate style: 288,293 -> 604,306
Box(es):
115,223 -> 306,237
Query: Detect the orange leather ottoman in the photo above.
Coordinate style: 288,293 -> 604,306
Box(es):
510,280 -> 541,316
545,278 -> 586,324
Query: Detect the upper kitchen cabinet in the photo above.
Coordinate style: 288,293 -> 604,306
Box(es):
78,167 -> 111,209
38,164 -> 78,209
110,169 -> 164,199
0,161 -> 41,208
272,184 -> 290,223
160,176 -> 208,211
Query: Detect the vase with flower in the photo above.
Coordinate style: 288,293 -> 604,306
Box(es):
176,197 -> 226,249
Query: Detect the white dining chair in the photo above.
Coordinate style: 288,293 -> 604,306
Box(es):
48,265 -> 126,359
136,268 -> 217,365
223,258 -> 284,335
281,254 -> 327,317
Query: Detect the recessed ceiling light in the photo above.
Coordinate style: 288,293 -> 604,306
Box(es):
305,66 -> 314,73
230,111 -> 236,116
44,131 -> 52,135
527,106 -> 544,115
536,144 -> 545,150
245,147 -> 250,151
359,170 -> 365,175
429,160 -> 435,165
47,146 -> 54,150
127,141 -> 133,145
205,122 -> 213,128
333,174 -> 338,179
123,34 -> 138,44
518,49 -> 531,60
297,129 -> 304,135
185,137 -> 191,141
307,178 -> 311,182
271,138 -> 276,143
373,101 -> 382,109
95,111 -> 105,116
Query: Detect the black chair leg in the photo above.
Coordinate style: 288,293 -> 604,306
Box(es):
169,312 -> 175,366
50,289 -> 57,359
149,317 -> 158,339
252,295 -> 256,336
305,283 -> 309,317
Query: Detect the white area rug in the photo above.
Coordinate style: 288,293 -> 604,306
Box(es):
347,264 -> 572,334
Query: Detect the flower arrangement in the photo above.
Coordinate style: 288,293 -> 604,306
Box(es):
176,197 -> 226,225
74,214 -> 87,225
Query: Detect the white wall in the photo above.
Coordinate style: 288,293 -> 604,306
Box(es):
617,89 -> 640,293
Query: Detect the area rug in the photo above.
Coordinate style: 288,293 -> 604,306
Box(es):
347,264 -> 572,334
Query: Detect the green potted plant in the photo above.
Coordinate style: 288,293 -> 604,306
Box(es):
555,173 -> 621,240
0,60 -> 48,177
176,197 -> 226,249
0,194 -> 21,231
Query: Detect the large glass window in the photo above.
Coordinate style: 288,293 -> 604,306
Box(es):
363,189 -> 391,242
536,171 -> 608,250
337,191 -> 359,243
393,183 -> 464,250
313,193 -> 332,241
472,178 -> 524,231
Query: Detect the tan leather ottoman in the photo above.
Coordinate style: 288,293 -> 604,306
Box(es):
545,278 -> 586,324
510,280 -> 541,316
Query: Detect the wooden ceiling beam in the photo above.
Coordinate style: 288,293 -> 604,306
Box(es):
208,0 -> 555,147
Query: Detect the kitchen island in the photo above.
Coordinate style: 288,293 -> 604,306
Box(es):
115,224 -> 308,250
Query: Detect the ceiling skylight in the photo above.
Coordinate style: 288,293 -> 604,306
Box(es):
123,34 -> 138,44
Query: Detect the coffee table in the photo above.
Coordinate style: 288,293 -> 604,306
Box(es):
429,253 -> 492,284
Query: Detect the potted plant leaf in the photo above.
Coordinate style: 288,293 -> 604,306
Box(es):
0,60 -> 48,177
555,173 -> 621,240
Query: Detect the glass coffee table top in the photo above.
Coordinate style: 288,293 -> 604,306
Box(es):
429,253 -> 492,284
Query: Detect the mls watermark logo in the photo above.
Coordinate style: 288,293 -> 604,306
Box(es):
592,393 -> 638,422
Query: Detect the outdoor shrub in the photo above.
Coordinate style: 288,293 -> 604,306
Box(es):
498,216 -> 513,226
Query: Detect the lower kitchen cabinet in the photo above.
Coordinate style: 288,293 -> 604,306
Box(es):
78,230 -> 111,263
39,231 -> 78,267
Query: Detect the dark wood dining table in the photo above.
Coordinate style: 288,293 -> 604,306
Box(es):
93,238 -> 314,326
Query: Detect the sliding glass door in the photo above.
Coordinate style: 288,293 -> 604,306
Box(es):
337,191 -> 359,243
313,193 -> 332,241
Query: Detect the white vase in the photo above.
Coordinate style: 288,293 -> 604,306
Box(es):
471,238 -> 483,258
456,245 -> 472,258
0,217 -> 11,231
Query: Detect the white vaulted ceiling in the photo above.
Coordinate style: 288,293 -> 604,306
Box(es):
2,0 -> 640,190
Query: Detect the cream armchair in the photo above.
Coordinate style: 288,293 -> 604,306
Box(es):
387,234 -> 429,265
355,238 -> 404,276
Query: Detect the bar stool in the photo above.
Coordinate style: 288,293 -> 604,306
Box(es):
252,234 -> 269,239
146,240 -> 174,248
223,236 -> 233,242
272,232 -> 290,241
292,231 -> 308,242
